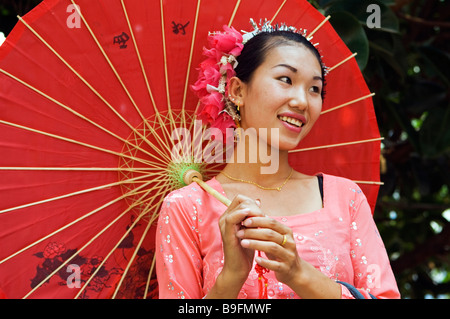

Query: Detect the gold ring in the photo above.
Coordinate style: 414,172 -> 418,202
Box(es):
281,234 -> 287,246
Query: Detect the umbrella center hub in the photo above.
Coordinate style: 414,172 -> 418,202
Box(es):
117,111 -> 222,219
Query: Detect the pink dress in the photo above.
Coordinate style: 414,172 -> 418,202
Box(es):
155,174 -> 400,299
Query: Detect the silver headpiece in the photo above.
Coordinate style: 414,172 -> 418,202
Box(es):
243,18 -> 314,45
242,19 -> 328,76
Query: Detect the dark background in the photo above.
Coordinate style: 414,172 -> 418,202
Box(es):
0,0 -> 449,298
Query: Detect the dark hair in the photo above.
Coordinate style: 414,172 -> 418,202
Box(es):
235,31 -> 326,99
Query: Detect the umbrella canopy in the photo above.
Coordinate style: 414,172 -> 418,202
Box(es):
0,0 -> 381,298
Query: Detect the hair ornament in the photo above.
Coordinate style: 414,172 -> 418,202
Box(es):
192,19 -> 328,142
192,25 -> 244,139
243,19 -> 329,76
243,18 -> 310,43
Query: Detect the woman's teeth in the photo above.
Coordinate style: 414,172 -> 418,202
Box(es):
278,116 -> 303,128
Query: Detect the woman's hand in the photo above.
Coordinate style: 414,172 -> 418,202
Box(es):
206,195 -> 264,298
237,216 -> 342,299
237,216 -> 301,285
219,195 -> 264,280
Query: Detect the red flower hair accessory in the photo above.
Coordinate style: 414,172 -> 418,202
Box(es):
192,25 -> 243,138
192,20 -> 328,142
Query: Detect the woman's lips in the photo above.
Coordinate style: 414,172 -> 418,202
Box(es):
277,113 -> 306,133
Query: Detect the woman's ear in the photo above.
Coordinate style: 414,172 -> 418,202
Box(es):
227,77 -> 247,106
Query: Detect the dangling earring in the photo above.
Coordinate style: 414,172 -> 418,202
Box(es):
232,99 -> 242,143
234,121 -> 242,143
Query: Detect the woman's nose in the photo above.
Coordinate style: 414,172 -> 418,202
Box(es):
288,88 -> 308,110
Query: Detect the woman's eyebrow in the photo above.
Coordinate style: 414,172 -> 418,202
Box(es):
313,76 -> 324,82
273,63 -> 297,73
273,64 -> 324,82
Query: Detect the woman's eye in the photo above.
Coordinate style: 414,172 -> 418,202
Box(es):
279,76 -> 292,84
310,86 -> 321,94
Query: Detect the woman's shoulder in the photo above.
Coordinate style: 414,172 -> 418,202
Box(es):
322,173 -> 362,190
321,173 -> 366,202
159,178 -> 224,226
321,173 -> 372,220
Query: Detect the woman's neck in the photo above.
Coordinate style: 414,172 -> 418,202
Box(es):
222,138 -> 291,185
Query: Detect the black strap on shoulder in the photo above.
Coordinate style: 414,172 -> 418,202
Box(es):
317,175 -> 324,202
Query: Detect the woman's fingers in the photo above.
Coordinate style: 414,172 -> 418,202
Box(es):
240,236 -> 289,257
221,207 -> 250,227
234,214 -> 304,285
226,195 -> 264,216
240,231 -> 298,276
254,255 -> 286,272
242,216 -> 292,237
238,216 -> 295,260
236,227 -> 285,246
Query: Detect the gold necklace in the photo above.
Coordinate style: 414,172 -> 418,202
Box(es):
221,168 -> 294,191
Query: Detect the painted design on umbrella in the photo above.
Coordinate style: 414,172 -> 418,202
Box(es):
0,0 -> 381,298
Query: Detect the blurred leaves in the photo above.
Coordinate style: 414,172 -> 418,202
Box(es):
328,11 -> 370,69
326,0 -> 400,33
315,0 -> 450,298
0,0 -> 42,36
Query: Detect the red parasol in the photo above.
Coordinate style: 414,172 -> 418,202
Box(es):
0,0 -> 382,299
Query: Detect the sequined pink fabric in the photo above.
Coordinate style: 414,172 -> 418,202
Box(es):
155,174 -> 400,299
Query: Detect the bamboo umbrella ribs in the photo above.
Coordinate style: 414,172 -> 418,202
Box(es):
0,0 -> 381,298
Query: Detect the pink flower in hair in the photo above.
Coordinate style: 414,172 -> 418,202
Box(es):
209,25 -> 244,56
197,92 -> 223,125
192,25 -> 244,141
192,59 -> 221,98
220,60 -> 237,79
212,112 -> 236,135
203,47 -> 222,61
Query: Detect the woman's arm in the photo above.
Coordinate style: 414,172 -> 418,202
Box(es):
205,195 -> 266,298
155,193 -> 204,299
343,187 -> 400,299
204,268 -> 248,299
156,192 -> 265,299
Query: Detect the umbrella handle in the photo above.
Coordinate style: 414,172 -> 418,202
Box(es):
183,169 -> 232,207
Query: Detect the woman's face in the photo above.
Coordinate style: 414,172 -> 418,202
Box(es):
238,43 -> 323,151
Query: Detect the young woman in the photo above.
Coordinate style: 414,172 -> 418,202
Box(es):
155,23 -> 400,299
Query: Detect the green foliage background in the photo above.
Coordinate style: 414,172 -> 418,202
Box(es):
0,0 -> 449,298
313,0 -> 450,298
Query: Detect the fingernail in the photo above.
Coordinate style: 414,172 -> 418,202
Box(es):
243,218 -> 252,227
241,239 -> 250,247
255,199 -> 261,206
236,229 -> 244,238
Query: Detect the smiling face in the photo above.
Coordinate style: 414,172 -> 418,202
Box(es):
234,43 -> 323,151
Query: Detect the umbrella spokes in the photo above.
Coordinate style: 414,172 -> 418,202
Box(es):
24,175 -> 166,299
0,0 -> 382,298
